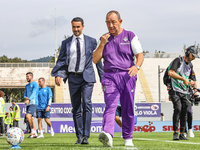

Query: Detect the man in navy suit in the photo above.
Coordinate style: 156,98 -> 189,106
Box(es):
51,17 -> 103,144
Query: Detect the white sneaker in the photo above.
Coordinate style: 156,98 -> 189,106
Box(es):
37,135 -> 44,138
28,133 -> 37,138
50,128 -> 54,137
99,131 -> 113,147
124,139 -> 134,146
188,129 -> 195,138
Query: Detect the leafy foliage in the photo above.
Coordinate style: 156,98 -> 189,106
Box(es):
0,88 -> 25,103
0,55 -> 28,63
154,50 -> 166,58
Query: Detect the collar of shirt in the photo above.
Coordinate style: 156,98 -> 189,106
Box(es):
72,34 -> 84,43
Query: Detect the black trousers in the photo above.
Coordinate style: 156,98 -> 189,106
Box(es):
0,117 -> 4,134
170,90 -> 190,133
5,124 -> 8,133
13,120 -> 19,127
4,124 -> 12,133
185,103 -> 192,132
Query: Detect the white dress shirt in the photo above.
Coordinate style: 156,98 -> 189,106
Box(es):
68,34 -> 85,73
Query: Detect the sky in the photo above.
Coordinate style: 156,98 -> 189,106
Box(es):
1,0 -> 200,60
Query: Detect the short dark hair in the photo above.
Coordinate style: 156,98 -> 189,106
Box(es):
26,72 -> 33,76
10,106 -> 13,110
39,77 -> 45,82
106,10 -> 121,21
71,17 -> 84,25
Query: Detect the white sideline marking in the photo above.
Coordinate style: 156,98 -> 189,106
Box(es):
134,138 -> 200,145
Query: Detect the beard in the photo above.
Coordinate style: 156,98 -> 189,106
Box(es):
73,31 -> 81,37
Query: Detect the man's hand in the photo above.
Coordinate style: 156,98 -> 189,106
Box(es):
55,76 -> 61,86
24,97 -> 29,100
24,97 -> 30,105
189,80 -> 195,87
100,33 -> 110,46
46,106 -> 50,112
183,78 -> 189,87
127,65 -> 138,77
169,70 -> 190,87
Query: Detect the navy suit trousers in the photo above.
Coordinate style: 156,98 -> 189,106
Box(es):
68,73 -> 94,138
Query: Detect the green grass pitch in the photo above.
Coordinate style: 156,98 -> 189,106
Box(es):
0,132 -> 200,150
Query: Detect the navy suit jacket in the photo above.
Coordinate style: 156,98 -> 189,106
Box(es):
51,34 -> 103,83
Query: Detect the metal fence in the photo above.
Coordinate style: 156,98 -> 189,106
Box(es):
143,53 -> 183,58
0,53 -> 184,68
0,63 -> 55,68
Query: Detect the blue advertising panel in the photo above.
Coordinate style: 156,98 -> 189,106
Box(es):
47,120 -> 200,133
47,120 -> 121,133
18,103 -> 161,118
135,103 -> 161,117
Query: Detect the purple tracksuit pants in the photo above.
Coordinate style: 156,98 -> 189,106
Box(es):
101,71 -> 137,139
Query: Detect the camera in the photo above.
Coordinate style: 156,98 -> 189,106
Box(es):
188,85 -> 200,106
194,97 -> 200,106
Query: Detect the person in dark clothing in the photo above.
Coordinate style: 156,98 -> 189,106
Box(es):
168,45 -> 199,140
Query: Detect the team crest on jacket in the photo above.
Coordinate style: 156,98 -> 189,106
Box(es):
123,37 -> 128,42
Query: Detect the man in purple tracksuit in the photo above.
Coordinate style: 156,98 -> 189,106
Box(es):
93,10 -> 144,147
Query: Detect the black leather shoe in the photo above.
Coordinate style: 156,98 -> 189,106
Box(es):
75,137 -> 83,144
81,136 -> 89,144
179,133 -> 189,140
173,132 -> 179,140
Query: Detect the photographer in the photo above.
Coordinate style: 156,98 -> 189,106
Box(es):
168,45 -> 199,140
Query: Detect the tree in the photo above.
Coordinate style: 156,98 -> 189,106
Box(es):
49,56 -> 55,63
154,50 -> 166,58
142,50 -> 149,57
143,50 -> 149,54
0,55 -> 28,63
0,88 -> 25,103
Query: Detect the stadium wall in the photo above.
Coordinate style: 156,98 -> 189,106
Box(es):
1,57 -> 200,103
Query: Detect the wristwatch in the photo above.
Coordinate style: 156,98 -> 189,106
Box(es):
135,65 -> 140,70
